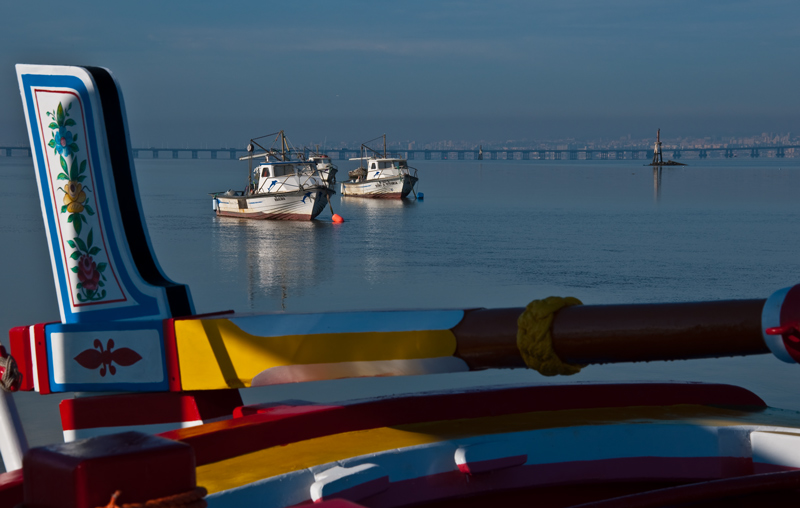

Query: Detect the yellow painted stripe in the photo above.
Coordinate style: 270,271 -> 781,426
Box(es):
197,404 -> 782,494
175,318 -> 457,390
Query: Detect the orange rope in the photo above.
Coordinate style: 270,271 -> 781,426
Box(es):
99,487 -> 207,508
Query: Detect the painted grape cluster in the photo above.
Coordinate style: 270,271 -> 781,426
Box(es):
47,102 -> 108,302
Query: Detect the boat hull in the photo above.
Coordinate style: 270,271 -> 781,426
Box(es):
158,382 -> 799,508
214,188 -> 331,220
341,174 -> 417,199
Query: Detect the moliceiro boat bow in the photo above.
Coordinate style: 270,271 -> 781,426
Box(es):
8,63 -> 800,508
211,132 -> 334,220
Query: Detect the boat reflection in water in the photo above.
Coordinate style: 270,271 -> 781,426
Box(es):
212,218 -> 333,310
338,196 -> 419,284
340,195 -> 416,210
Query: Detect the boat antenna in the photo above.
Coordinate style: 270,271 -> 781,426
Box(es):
359,135 -> 388,160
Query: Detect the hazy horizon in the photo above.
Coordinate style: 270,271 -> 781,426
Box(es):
2,1 -> 799,148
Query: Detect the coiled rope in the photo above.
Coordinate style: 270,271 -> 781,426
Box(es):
517,296 -> 585,376
0,350 -> 21,392
99,487 -> 207,508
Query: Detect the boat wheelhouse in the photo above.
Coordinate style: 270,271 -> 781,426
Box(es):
210,132 -> 334,221
341,135 -> 418,199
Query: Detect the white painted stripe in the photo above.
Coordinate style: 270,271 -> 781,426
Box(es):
250,357 -> 469,387
311,464 -> 387,502
751,430 -> 800,468
762,286 -> 795,364
29,325 -> 39,393
228,310 -> 464,337
0,391 -> 28,470
455,442 -> 526,471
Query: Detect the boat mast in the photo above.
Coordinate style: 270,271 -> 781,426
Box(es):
383,134 -> 387,158
247,142 -> 254,194
280,130 -> 288,161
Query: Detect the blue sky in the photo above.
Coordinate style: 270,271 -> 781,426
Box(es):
2,1 -> 799,146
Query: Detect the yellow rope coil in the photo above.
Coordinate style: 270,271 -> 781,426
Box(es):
517,296 -> 584,376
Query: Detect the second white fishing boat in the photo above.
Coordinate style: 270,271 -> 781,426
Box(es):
211,132 -> 334,221
341,135 -> 419,199
307,152 -> 338,189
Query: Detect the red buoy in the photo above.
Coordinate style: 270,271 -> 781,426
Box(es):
332,214 -> 344,223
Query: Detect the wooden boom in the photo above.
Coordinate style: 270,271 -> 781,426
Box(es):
454,299 -> 769,370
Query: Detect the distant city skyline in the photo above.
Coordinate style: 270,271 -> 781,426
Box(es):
3,131 -> 798,155
2,1 -> 799,148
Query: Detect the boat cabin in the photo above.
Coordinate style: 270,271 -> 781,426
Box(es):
256,163 -> 300,179
366,158 -> 410,180
309,155 -> 333,167
250,162 -> 320,195
348,157 -> 411,182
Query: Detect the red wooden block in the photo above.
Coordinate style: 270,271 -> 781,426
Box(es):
0,470 -> 23,508
23,431 -> 195,508
169,383 -> 766,466
8,326 -> 33,392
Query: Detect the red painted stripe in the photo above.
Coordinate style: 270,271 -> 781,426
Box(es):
60,390 -> 243,431
357,456 -> 753,508
161,383 -> 765,466
164,311 -> 233,392
8,326 -> 33,392
33,323 -> 51,395
163,319 -> 182,392
216,210 -> 314,220
233,403 -> 340,419
0,470 -> 23,508
570,469 -> 800,508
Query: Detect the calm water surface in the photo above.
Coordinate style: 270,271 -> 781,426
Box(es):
2,156 -> 800,449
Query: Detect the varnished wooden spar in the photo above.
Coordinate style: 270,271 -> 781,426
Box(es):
453,299 -> 769,370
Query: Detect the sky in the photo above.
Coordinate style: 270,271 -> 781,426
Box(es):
2,0 -> 800,147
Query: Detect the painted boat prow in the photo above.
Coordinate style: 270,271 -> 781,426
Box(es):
9,63 -> 800,508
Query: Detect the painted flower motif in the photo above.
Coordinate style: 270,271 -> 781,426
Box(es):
77,254 -> 100,291
63,181 -> 86,213
54,127 -> 74,158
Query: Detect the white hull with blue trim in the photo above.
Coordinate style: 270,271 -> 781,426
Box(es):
211,139 -> 334,221
214,187 -> 331,221
341,152 -> 418,199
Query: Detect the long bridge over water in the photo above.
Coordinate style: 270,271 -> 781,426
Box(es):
2,145 -> 798,161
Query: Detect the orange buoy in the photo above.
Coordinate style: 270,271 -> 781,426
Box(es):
332,214 -> 344,223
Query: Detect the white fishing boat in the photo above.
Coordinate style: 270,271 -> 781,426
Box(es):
341,135 -> 418,199
211,132 -> 334,221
